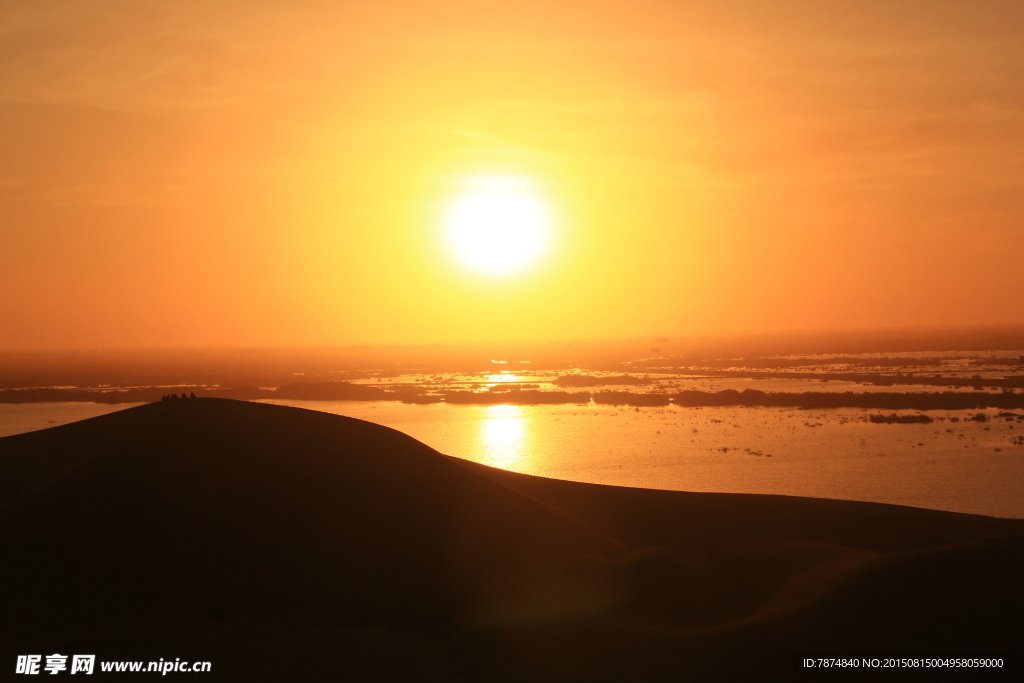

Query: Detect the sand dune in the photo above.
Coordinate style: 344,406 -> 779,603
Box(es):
1,399 -> 1020,681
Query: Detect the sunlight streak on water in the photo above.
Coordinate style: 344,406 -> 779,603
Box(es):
479,404 -> 529,468
483,373 -> 522,383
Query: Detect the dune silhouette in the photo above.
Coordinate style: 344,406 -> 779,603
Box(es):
1,399 -> 1021,680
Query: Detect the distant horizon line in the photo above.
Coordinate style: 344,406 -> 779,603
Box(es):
3,321 -> 1024,355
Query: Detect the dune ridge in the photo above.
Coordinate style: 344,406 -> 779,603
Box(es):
1,399 -> 1020,681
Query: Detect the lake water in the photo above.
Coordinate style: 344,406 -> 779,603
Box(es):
0,402 -> 147,439
2,400 -> 1022,518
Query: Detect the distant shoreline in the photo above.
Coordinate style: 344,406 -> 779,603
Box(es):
3,382 -> 1024,411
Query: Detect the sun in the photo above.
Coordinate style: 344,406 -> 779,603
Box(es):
442,175 -> 554,276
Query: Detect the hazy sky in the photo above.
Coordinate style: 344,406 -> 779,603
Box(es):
2,1 -> 1022,349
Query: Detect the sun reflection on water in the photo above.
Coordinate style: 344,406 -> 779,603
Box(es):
483,373 -> 521,383
479,404 -> 529,469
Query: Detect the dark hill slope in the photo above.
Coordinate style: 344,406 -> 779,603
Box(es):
0,399 -> 624,631
1,399 -> 1021,681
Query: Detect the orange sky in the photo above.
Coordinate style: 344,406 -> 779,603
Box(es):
2,1 -> 1022,350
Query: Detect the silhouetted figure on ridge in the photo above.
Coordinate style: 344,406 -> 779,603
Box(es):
190,391 -> 196,399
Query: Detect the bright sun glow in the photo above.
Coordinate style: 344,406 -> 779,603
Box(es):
442,175 -> 553,276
